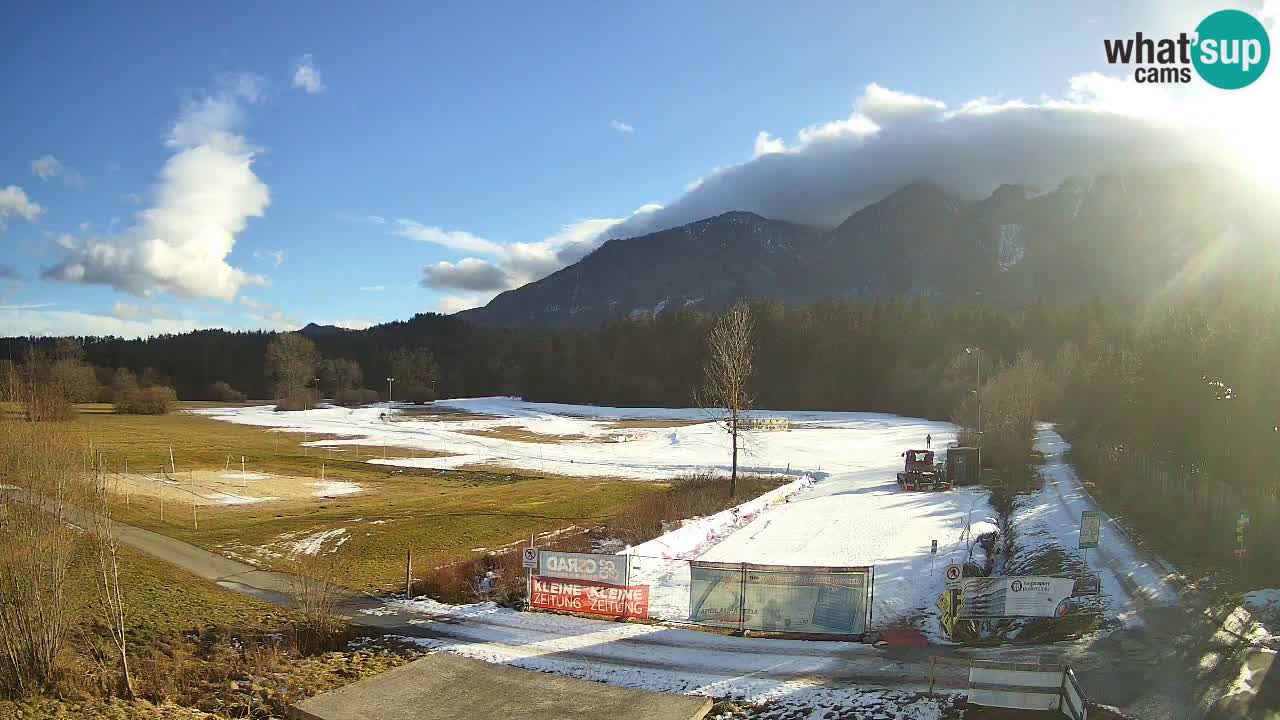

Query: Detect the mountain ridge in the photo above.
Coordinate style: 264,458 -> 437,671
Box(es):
459,165 -> 1278,329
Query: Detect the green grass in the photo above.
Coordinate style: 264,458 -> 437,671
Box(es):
72,403 -> 663,593
66,547 -> 288,644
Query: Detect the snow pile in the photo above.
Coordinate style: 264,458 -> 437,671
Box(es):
625,474 -> 816,559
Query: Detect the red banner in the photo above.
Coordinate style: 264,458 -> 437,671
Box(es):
529,576 -> 650,619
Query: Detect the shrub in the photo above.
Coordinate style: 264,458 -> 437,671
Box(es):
207,381 -> 246,403
273,392 -> 309,412
113,387 -> 176,415
335,388 -> 379,407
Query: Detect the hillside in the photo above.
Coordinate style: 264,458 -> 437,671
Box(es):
460,165 -> 1279,328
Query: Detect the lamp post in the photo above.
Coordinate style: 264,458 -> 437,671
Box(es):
386,377 -> 394,405
966,347 -> 981,472
312,377 -> 320,410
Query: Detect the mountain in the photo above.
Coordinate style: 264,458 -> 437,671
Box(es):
460,212 -> 823,328
298,322 -> 348,337
459,165 -> 1279,328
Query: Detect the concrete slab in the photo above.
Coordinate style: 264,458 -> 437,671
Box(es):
290,652 -> 713,720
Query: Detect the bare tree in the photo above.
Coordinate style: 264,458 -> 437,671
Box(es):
89,454 -> 136,699
0,420 -> 81,696
287,550 -> 348,653
265,333 -> 320,409
696,303 -> 755,497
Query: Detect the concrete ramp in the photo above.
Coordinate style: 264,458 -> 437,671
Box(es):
291,652 -> 713,720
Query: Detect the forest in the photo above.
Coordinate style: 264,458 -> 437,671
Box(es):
4,293 -> 1277,484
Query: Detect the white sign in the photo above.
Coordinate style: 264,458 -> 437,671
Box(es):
1078,511 -> 1101,549
944,563 -> 963,588
521,547 -> 539,569
960,576 -> 1076,618
538,551 -> 625,584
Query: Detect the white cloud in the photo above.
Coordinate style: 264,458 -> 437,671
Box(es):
43,77 -> 271,301
253,248 -> 286,267
239,295 -> 297,329
609,119 -> 635,134
394,219 -> 505,255
854,82 -> 947,124
31,155 -> 84,187
437,294 -> 493,314
0,306 -> 203,338
292,54 -> 326,94
421,258 -> 512,292
413,203 -> 664,304
0,185 -> 44,231
753,131 -> 786,158
603,74 -> 1280,236
358,285 -> 385,292
111,301 -> 175,322
318,318 -> 379,330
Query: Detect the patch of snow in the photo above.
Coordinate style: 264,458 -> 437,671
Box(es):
372,600 -> 957,716
1020,424 -> 1180,628
309,481 -> 362,497
1243,590 -> 1280,614
291,528 -> 348,555
997,223 -> 1025,271
209,493 -> 278,506
653,299 -> 669,315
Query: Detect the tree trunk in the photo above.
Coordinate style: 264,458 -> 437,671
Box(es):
731,416 -> 738,499
118,642 -> 135,700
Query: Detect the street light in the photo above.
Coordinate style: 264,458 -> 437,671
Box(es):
386,377 -> 394,405
966,347 -> 981,473
309,377 -> 320,411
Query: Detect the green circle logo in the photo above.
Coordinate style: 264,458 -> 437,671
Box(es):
1193,10 -> 1270,89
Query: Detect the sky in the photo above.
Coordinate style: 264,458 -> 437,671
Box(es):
1,0 -> 1277,338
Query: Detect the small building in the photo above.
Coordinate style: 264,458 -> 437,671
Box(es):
946,447 -> 980,486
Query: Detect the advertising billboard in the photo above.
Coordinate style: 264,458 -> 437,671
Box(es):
959,576 -> 1077,618
528,576 -> 650,619
689,561 -> 872,635
537,551 -> 627,584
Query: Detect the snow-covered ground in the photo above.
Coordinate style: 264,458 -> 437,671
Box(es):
191,398 -> 952,481
368,599 -> 954,719
196,398 -> 986,632
1020,425 -> 1181,627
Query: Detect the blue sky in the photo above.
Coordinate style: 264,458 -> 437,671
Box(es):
1,1 -> 1273,336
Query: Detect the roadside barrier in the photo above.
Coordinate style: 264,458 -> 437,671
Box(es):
930,656 -> 1088,719
526,549 -> 875,637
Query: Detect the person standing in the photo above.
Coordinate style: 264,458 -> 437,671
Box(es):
926,433 -> 932,449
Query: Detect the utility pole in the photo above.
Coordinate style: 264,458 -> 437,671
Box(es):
966,347 -> 982,472
386,377 -> 394,405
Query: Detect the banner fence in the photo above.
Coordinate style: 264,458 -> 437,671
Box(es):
529,550 -> 874,636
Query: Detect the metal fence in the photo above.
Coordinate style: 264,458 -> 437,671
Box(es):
529,550 -> 874,636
